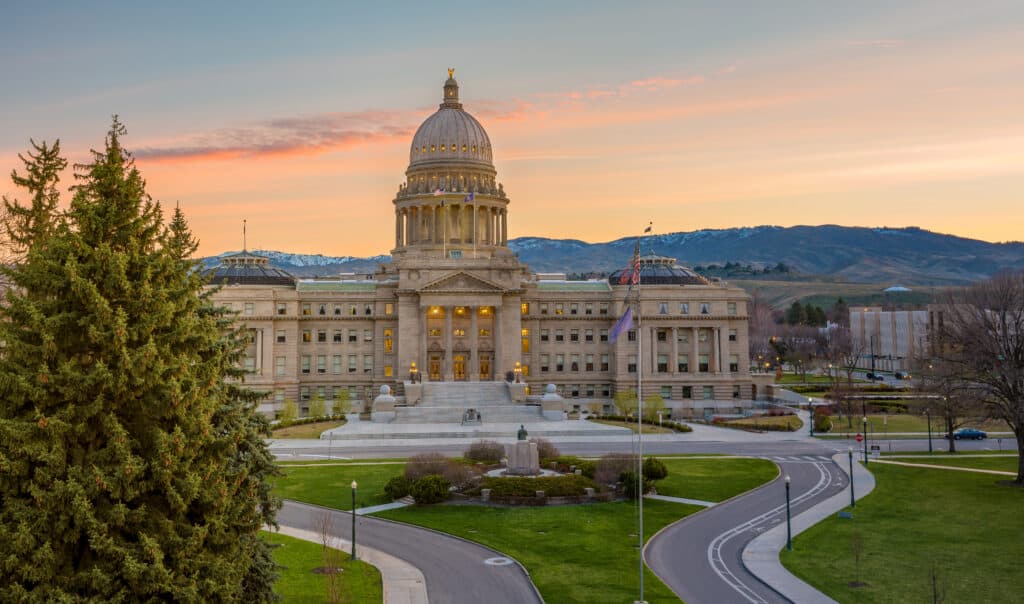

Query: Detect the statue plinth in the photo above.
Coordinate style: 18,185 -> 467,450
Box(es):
505,441 -> 540,476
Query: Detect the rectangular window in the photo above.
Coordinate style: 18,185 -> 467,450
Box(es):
627,330 -> 636,342
599,302 -> 609,315
733,385 -> 741,399
317,355 -> 327,374
334,304 -> 342,315
555,329 -> 564,342
364,355 -> 373,373
521,302 -> 530,315
244,302 -> 254,316
657,329 -> 667,342
521,329 -> 530,353
348,355 -> 357,373
316,385 -> 326,400
364,305 -> 373,316
384,365 -> 393,377
627,355 -> 637,373
364,329 -> 373,342
301,355 -> 311,374
318,303 -> 327,315
333,329 -> 343,343
703,385 -> 714,399
540,329 -> 549,342
570,384 -> 580,398
302,330 -> 312,343
570,354 -> 580,371
540,354 -> 550,372
657,354 -> 669,373
585,354 -> 594,372
600,354 -> 609,371
729,329 -> 737,342
682,386 -> 692,398
521,364 -> 529,377
701,303 -> 710,315
678,331 -> 689,344
276,329 -> 286,343
300,386 -> 310,401
729,354 -> 739,373
349,304 -> 357,316
277,303 -> 287,315
586,384 -> 595,397
556,354 -> 564,372
728,302 -> 737,316
348,329 -> 357,343
585,329 -> 594,342
302,303 -> 311,316
275,356 -> 286,376
479,328 -> 491,337
601,385 -> 611,397
243,356 -> 256,373
661,386 -> 673,400
658,302 -> 668,315
585,303 -> 593,315
699,354 -> 710,372
385,303 -> 394,315
384,328 -> 393,353
333,355 -> 342,374
600,329 -> 608,342
570,303 -> 578,315
680,303 -> 689,315
428,328 -> 441,337
332,386 -> 341,400
317,330 -> 327,343
678,354 -> 689,373
570,329 -> 579,342
540,303 -> 549,315
555,303 -> 564,316
275,390 -> 285,405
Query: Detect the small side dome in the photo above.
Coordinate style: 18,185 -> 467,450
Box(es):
204,251 -> 296,286
608,254 -> 710,286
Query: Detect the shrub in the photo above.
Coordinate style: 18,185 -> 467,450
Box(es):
620,471 -> 654,499
410,475 -> 451,504
595,453 -> 638,485
547,456 -> 596,478
384,476 -> 411,500
442,460 -> 478,491
404,452 -> 449,482
642,457 -> 668,481
530,437 -> 559,461
480,474 -> 598,498
464,440 -> 504,464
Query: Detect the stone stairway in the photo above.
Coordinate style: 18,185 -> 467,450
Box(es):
393,381 -> 544,424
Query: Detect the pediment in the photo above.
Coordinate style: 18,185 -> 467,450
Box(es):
418,271 -> 505,293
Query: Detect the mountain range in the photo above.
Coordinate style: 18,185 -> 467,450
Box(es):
202,226 -> 1024,285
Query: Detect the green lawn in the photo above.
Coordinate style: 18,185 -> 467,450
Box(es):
263,531 -> 382,603
776,374 -> 856,385
377,499 -> 693,603
273,464 -> 400,510
781,464 -> 1024,603
592,418 -> 676,434
889,456 -> 1019,473
271,420 -> 345,439
826,414 -> 1011,435
656,457 -> 778,502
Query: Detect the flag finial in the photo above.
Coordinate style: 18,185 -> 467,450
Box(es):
243,219 -> 247,252
448,67 -> 455,79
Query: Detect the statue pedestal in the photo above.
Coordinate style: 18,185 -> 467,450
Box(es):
371,385 -> 397,423
540,383 -> 565,421
505,441 -> 539,476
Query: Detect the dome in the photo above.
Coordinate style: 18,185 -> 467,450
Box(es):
204,251 -> 296,286
608,254 -> 710,286
408,71 -> 493,169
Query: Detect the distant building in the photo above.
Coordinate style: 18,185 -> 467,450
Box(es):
850,306 -> 928,371
206,72 -> 765,419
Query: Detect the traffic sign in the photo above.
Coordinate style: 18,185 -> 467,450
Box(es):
855,433 -> 864,443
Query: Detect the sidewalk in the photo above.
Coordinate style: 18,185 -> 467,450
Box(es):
742,453 -> 876,604
272,525 -> 428,604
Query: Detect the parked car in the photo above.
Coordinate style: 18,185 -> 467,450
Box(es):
865,372 -> 885,381
946,428 -> 988,440
894,371 -> 911,379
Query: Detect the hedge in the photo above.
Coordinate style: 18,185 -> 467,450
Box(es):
480,474 -> 598,498
598,415 -> 693,432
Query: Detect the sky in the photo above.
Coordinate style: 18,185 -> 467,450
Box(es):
1,1 -> 1022,257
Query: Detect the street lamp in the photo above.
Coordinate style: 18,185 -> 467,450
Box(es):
924,408 -> 933,454
784,475 -> 792,551
847,447 -> 855,508
409,361 -> 419,383
808,397 -> 815,437
862,417 -> 869,465
350,480 -> 358,560
513,361 -> 522,383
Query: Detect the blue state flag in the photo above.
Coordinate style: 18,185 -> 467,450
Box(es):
609,306 -> 633,343
463,191 -> 475,202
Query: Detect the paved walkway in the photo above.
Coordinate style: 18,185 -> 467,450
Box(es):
870,458 -> 1016,476
356,501 -> 414,515
645,493 -> 717,507
271,525 -> 429,604
741,453 -> 876,604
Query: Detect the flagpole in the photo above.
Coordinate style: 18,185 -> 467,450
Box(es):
637,221 -> 652,604
442,198 -> 447,258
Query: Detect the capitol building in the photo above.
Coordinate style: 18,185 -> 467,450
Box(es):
208,72 -> 765,420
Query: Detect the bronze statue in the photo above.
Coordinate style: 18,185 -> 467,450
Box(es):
517,424 -> 527,440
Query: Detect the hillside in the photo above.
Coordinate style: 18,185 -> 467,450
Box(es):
201,225 -> 1024,285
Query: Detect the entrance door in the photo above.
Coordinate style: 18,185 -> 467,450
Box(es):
429,354 -> 442,381
453,354 -> 467,381
479,353 -> 491,381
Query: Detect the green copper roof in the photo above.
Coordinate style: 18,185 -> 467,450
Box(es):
536,281 -> 611,292
297,281 -> 377,293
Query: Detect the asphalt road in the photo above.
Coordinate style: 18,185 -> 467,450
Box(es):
277,500 -> 542,604
646,456 -> 848,604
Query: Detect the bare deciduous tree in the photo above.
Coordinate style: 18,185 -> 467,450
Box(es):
937,271 -> 1024,484
913,355 -> 986,453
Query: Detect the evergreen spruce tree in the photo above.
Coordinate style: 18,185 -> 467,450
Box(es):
0,118 -> 279,601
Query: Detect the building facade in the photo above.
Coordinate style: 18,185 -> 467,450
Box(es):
850,306 -> 928,372
208,73 -> 762,419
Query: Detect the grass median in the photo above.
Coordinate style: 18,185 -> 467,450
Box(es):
781,463 -> 1024,603
273,464 -> 396,510
263,530 -> 382,603
656,457 -> 778,502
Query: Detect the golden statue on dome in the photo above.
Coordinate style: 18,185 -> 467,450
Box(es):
448,67 -> 455,78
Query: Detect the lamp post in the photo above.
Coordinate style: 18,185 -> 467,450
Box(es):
848,447 -> 855,508
808,397 -> 815,437
513,361 -> 522,383
784,475 -> 792,551
862,416 -> 869,465
409,361 -> 419,383
924,408 -> 933,454
350,480 -> 358,560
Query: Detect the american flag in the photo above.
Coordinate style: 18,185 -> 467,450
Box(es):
433,188 -> 445,196
618,240 -> 641,285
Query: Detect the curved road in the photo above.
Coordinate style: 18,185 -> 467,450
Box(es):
278,500 -> 542,604
646,456 -> 847,604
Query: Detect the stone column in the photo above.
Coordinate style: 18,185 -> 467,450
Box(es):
501,210 -> 507,245
671,327 -> 678,374
444,306 -> 453,380
647,326 -> 656,378
470,307 -> 479,381
420,307 -> 429,379
692,326 -> 700,374
494,304 -> 503,377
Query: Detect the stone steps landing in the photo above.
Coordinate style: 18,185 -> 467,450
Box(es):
394,403 -> 543,424
419,381 -> 512,408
